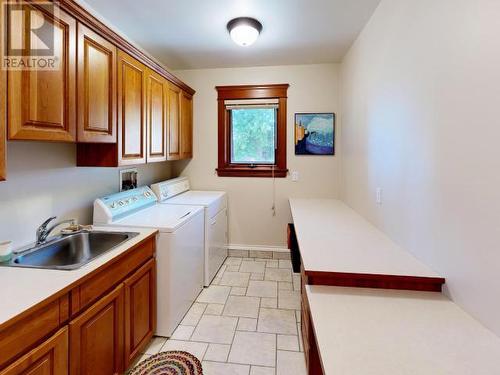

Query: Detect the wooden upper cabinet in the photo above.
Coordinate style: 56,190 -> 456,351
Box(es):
167,83 -> 181,160
124,259 -> 156,367
0,328 -> 68,375
77,23 -> 116,143
180,91 -> 193,159
7,4 -> 76,142
117,51 -> 147,165
146,70 -> 167,162
69,285 -> 124,375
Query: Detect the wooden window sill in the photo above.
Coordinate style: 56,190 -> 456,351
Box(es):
216,167 -> 288,178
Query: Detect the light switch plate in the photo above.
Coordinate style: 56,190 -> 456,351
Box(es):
292,171 -> 300,182
376,187 -> 382,205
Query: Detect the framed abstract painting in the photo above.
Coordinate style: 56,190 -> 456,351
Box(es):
294,113 -> 335,155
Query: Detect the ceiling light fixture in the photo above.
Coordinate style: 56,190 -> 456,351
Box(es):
227,17 -> 263,47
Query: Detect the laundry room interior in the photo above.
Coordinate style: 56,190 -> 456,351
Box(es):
1,1 -> 500,374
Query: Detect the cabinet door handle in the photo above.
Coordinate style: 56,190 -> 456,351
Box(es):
210,219 -> 217,226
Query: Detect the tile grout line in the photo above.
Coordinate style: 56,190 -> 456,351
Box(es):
145,257 -> 301,374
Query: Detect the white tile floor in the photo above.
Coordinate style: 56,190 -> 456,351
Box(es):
132,256 -> 306,375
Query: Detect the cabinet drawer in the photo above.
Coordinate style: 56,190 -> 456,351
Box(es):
0,296 -> 69,369
71,237 -> 154,315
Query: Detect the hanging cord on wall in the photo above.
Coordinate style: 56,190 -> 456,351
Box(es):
271,165 -> 276,216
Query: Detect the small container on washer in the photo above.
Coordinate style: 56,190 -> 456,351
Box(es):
0,241 -> 12,263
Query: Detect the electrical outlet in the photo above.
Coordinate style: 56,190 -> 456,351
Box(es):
376,188 -> 382,205
291,171 -> 300,182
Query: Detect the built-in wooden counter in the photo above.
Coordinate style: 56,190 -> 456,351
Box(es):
305,285 -> 500,375
289,198 -> 447,374
289,198 -> 444,291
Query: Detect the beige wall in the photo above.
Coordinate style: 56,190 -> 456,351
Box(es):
341,0 -> 500,336
173,64 -> 340,248
0,142 -> 172,248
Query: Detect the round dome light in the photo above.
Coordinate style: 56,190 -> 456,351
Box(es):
227,17 -> 263,47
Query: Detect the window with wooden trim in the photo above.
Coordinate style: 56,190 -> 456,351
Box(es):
216,84 -> 289,177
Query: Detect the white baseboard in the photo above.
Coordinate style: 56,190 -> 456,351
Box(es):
228,244 -> 289,253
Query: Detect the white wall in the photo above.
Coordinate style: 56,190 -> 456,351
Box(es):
341,0 -> 500,336
0,142 -> 172,248
173,64 -> 340,248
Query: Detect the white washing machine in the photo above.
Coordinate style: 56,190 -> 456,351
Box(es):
93,186 -> 204,336
151,177 -> 228,286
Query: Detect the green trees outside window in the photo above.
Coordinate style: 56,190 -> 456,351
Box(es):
230,108 -> 276,164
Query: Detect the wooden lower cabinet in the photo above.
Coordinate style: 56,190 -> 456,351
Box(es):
0,236 -> 157,374
69,285 -> 125,375
124,259 -> 156,367
0,328 -> 68,375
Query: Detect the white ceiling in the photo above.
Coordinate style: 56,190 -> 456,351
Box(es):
82,0 -> 381,70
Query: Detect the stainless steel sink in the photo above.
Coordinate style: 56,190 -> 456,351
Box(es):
1,231 -> 138,270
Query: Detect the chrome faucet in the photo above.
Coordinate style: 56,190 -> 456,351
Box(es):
36,216 -> 76,245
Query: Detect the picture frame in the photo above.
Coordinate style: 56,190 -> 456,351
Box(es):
294,113 -> 335,155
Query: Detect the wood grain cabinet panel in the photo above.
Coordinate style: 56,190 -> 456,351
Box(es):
117,51 -> 147,165
0,328 -> 68,375
69,285 -> 124,375
124,259 -> 156,367
77,23 -> 116,143
167,84 -> 181,160
7,4 -> 76,142
146,70 -> 167,162
180,91 -> 193,159
0,296 -> 69,369
71,236 -> 154,315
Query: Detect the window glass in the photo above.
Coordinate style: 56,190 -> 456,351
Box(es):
230,108 -> 276,164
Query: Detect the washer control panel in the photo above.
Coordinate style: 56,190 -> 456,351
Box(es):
151,177 -> 190,202
94,186 -> 157,223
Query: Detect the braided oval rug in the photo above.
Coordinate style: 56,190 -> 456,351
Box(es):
129,351 -> 203,375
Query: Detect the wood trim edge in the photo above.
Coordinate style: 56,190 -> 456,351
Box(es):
304,270 -> 445,292
216,84 -> 289,177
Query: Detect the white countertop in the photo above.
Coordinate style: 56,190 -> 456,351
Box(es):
289,198 -> 439,278
0,227 -> 157,327
306,285 -> 500,375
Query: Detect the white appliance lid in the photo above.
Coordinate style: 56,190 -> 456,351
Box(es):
163,190 -> 226,207
112,204 -> 203,232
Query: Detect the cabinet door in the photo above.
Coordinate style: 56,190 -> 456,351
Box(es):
69,285 -> 124,375
7,4 -> 76,142
117,51 -> 146,165
0,327 -> 68,375
124,259 -> 156,367
180,91 -> 193,159
167,84 -> 181,160
77,23 -> 116,143
146,70 -> 167,162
